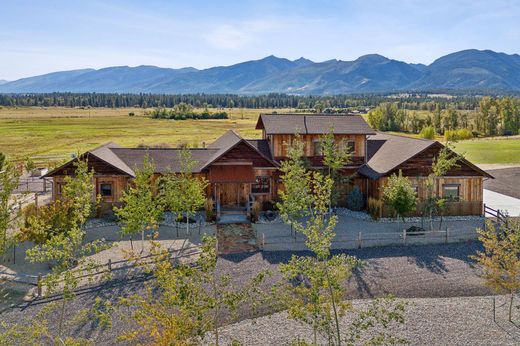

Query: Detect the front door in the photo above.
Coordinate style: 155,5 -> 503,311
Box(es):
218,183 -> 248,207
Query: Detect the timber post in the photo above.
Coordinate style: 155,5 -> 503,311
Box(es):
402,228 -> 407,245
445,227 -> 449,244
108,258 -> 112,271
37,273 -> 42,297
357,232 -> 362,249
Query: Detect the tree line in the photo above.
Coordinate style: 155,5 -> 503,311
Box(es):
367,96 -> 520,139
0,92 -> 489,109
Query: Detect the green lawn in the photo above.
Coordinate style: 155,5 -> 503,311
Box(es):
452,137 -> 520,164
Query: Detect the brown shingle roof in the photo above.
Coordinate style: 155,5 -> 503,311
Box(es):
256,114 -> 376,135
358,133 -> 436,179
110,148 -> 218,173
359,132 -> 492,179
245,139 -> 274,162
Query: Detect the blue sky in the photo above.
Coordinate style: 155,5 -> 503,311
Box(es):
1,0 -> 519,80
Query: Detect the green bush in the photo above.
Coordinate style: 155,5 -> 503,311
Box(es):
419,126 -> 436,139
444,129 -> 473,141
346,186 -> 365,211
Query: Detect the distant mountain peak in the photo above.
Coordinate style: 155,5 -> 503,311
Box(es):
293,57 -> 313,66
1,49 -> 520,94
356,54 -> 389,63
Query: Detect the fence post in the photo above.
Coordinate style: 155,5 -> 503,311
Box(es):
43,178 -> 47,193
445,227 -> 449,244
108,258 -> 112,271
34,194 -> 39,208
402,228 -> 407,245
357,232 -> 362,249
262,233 -> 265,249
37,273 -> 42,297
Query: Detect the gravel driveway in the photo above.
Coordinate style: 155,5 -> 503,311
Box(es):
0,241 -> 493,345
214,295 -> 520,346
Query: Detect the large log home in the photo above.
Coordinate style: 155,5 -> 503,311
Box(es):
44,113 -> 492,218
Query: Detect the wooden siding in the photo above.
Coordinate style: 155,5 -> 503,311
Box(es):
369,176 -> 484,217
209,165 -> 255,183
48,154 -> 130,177
212,142 -> 275,167
388,143 -> 483,177
271,134 -> 366,162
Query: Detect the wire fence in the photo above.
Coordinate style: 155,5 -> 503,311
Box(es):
260,227 -> 479,251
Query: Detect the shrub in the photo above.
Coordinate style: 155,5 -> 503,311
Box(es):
419,126 -> 436,139
444,129 -> 473,141
128,112 -> 135,116
346,186 -> 365,211
251,201 -> 262,223
204,198 -> 215,222
367,198 -> 382,221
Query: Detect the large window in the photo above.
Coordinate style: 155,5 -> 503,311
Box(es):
100,183 -> 113,197
252,176 -> 270,194
443,184 -> 460,202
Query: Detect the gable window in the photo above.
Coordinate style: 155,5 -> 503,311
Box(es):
252,176 -> 270,194
100,183 -> 113,197
347,140 -> 356,154
443,184 -> 460,202
313,140 -> 323,156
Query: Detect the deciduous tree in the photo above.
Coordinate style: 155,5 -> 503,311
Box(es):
114,154 -> 163,251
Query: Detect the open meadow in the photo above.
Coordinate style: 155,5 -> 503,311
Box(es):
0,107 -> 281,165
1,106 -> 519,166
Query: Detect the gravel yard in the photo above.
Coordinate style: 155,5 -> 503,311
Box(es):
0,241 -> 495,344
214,295 -> 520,346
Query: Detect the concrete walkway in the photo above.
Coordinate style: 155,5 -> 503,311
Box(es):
483,188 -> 520,217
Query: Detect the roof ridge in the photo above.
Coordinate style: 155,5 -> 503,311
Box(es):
372,131 -> 436,143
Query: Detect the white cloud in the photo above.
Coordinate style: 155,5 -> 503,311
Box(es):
206,24 -> 251,49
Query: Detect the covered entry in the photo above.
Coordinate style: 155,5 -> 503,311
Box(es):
209,164 -> 255,207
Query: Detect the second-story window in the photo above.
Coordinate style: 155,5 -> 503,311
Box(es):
313,140 -> 323,156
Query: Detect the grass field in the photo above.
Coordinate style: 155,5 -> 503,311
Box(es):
1,107 -> 519,166
0,107 -> 280,165
452,136 -> 520,164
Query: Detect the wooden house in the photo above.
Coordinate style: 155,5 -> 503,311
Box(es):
44,113 -> 492,218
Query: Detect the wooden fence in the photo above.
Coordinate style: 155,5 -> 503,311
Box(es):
484,204 -> 508,225
1,241 -> 202,298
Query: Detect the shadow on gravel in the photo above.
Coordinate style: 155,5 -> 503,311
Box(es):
220,251 -> 261,263
259,241 -> 482,270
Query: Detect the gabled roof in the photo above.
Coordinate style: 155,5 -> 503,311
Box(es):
45,131 -> 277,178
201,130 -> 278,170
256,113 -> 376,135
358,132 -> 493,179
43,142 -> 136,178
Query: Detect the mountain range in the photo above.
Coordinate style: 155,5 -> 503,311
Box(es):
1,49 -> 520,95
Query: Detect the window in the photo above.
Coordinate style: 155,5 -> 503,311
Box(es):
252,176 -> 270,194
56,182 -> 64,195
100,183 -> 113,197
313,140 -> 323,156
347,140 -> 356,154
443,184 -> 460,201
